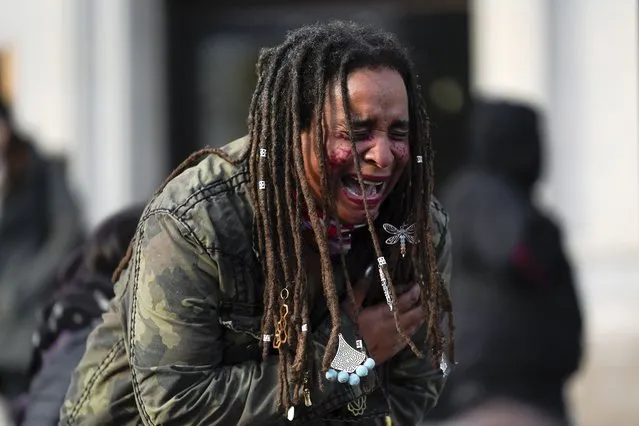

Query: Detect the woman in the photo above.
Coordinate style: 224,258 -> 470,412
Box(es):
61,21 -> 453,426
0,99 -> 83,402
17,204 -> 143,426
425,100 -> 581,426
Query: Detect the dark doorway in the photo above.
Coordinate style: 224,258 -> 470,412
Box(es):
395,13 -> 470,192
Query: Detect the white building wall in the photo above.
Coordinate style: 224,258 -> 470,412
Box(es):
471,0 -> 550,108
550,0 -> 639,258
0,0 -> 166,228
471,0 -> 639,259
0,1 -> 76,156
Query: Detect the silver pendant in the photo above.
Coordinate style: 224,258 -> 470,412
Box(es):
330,334 -> 367,373
377,257 -> 393,311
378,265 -> 393,311
383,223 -> 418,258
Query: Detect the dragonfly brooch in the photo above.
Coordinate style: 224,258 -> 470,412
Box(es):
383,223 -> 418,258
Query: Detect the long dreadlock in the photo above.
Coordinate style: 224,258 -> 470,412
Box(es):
114,21 -> 454,413
249,21 -> 454,410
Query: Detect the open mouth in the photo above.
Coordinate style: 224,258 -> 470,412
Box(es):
340,175 -> 387,200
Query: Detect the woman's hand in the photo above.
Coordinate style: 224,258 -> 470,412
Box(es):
343,275 -> 424,365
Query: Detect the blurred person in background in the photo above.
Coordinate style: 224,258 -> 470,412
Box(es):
60,21 -> 453,426
0,99 -> 84,402
423,99 -> 583,426
12,204 -> 143,426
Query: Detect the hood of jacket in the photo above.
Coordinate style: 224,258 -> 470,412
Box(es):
470,99 -> 543,192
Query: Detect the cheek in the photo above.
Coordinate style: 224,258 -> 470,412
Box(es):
391,142 -> 410,165
327,145 -> 353,172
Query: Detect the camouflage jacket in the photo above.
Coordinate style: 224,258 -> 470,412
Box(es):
59,137 -> 452,426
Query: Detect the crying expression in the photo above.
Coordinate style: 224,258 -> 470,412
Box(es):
301,66 -> 411,225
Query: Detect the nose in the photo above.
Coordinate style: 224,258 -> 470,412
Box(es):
363,136 -> 393,169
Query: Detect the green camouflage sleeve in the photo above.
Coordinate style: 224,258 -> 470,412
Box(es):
124,211 -> 370,426
384,204 -> 452,426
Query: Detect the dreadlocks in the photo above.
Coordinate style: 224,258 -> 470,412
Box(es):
248,21 -> 453,410
114,20 -> 453,413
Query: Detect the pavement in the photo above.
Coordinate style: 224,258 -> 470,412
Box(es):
567,254 -> 639,426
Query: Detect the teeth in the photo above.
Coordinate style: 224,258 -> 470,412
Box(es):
343,179 -> 385,198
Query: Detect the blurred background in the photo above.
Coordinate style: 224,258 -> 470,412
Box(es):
0,0 -> 636,425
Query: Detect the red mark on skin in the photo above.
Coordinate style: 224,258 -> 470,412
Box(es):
327,145 -> 353,168
390,143 -> 410,164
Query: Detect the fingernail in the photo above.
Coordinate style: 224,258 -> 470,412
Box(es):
411,286 -> 420,302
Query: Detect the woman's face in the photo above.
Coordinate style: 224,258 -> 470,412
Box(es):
301,67 -> 410,225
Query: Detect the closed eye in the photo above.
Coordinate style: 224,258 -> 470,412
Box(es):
352,130 -> 372,142
389,120 -> 409,141
336,129 -> 372,142
390,131 -> 409,141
